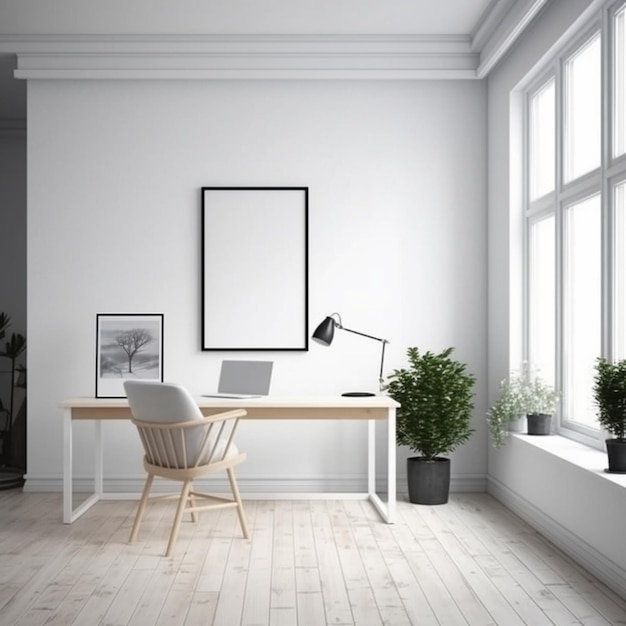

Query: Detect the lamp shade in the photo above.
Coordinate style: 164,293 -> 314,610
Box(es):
312,316 -> 336,345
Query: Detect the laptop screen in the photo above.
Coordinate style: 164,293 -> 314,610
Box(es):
217,360 -> 273,396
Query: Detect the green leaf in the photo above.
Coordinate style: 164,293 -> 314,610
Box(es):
384,346 -> 475,460
0,312 -> 10,342
593,357 -> 626,440
1,333 -> 26,360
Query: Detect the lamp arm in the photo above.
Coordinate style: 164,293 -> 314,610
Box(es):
320,314 -> 390,394
378,339 -> 388,392
340,325 -> 387,344
339,324 -> 389,392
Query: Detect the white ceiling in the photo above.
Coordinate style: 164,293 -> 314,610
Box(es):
0,0 -> 540,120
0,0 -> 498,36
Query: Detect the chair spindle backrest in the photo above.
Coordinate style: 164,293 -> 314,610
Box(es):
124,380 -> 242,469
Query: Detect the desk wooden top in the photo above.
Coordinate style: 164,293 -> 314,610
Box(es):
61,395 -> 399,420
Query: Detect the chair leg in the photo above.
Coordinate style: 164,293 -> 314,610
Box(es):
188,492 -> 198,523
129,472 -> 154,543
166,480 -> 192,557
227,467 -> 249,539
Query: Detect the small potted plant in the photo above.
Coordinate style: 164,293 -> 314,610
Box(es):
384,346 -> 475,505
593,357 -> 626,473
487,363 -> 559,446
486,376 -> 525,448
523,371 -> 559,435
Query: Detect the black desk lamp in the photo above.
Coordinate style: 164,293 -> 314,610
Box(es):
312,312 -> 389,397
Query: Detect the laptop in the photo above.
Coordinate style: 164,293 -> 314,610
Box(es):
202,360 -> 273,399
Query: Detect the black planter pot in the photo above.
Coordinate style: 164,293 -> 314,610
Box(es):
527,413 -> 552,435
605,439 -> 626,473
407,457 -> 450,505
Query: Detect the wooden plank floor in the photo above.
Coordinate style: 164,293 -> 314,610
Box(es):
0,491 -> 625,625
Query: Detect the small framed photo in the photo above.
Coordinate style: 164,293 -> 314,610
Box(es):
96,313 -> 164,398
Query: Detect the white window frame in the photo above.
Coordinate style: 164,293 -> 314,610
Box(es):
522,2 -> 626,450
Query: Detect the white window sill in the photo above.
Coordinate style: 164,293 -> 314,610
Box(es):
510,432 -> 626,487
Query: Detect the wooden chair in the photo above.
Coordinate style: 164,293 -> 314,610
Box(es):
123,380 -> 249,556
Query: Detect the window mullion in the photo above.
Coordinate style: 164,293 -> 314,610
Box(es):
603,1 -> 613,362
555,56 -> 565,433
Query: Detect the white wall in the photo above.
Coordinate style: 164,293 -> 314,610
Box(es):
487,0 -> 626,597
26,77 -> 488,494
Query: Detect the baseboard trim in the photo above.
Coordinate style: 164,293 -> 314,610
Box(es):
25,473 -> 379,495
24,472 -> 487,497
488,476 -> 626,601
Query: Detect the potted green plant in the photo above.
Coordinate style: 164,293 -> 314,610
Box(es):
593,357 -> 626,473
487,364 -> 559,446
384,346 -> 475,505
524,372 -> 559,435
0,312 -> 27,488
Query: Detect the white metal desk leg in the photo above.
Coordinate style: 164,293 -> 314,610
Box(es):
94,419 -> 103,499
63,407 -> 73,523
368,414 -> 396,524
386,407 -> 396,523
367,419 -> 376,496
63,410 -> 104,524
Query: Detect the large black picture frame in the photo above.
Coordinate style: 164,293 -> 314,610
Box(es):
201,186 -> 309,351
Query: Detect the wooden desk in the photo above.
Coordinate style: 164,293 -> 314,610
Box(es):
61,395 -> 399,524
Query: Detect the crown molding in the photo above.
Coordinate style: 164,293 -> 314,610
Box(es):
471,0 -> 517,53
0,2 -> 554,82
0,33 -> 480,80
475,0 -> 552,78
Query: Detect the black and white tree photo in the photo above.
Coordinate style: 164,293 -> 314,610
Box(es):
96,314 -> 163,397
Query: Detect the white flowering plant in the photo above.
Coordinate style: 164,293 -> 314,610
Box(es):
486,363 -> 559,448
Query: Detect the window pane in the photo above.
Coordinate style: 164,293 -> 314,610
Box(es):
528,215 -> 555,385
615,6 -> 626,157
563,194 -> 601,427
564,33 -> 601,182
529,80 -> 555,200
615,181 -> 626,358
